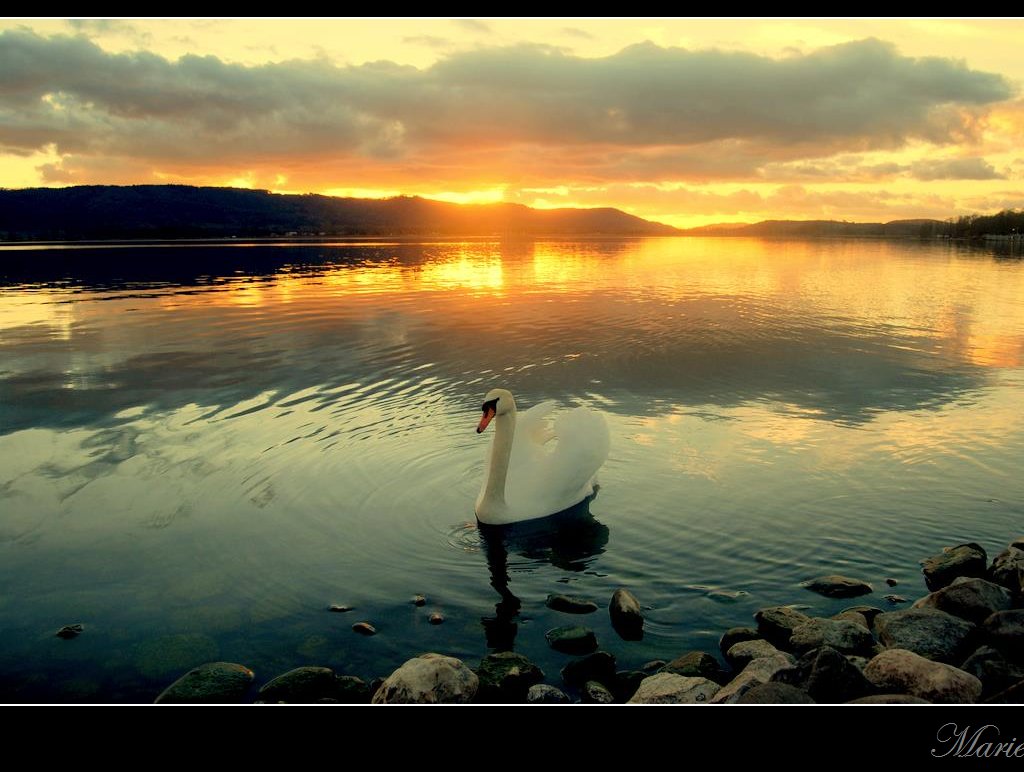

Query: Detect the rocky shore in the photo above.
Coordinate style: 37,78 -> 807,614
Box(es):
150,536 -> 1024,704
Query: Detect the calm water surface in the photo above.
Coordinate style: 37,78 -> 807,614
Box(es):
1,237 -> 1023,701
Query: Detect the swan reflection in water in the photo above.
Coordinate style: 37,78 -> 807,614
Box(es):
477,494 -> 609,650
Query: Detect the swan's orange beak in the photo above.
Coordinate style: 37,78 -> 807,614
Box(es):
477,406 -> 496,434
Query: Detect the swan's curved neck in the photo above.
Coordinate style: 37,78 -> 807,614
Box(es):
481,409 -> 516,513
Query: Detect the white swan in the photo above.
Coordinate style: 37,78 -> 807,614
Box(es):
474,388 -> 610,526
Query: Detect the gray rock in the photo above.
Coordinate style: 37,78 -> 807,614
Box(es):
710,653 -> 797,704
429,613 -> 444,625
802,575 -> 873,598
912,577 -> 1013,624
352,621 -> 377,636
258,667 -> 369,704
875,608 -> 976,664
982,609 -> 1024,659
328,604 -> 353,613
560,651 -> 616,688
989,546 -> 1024,593
846,694 -> 931,704
725,639 -> 782,670
790,617 -> 876,656
720,627 -> 762,658
832,610 -> 870,630
754,606 -> 812,649
885,578 -> 899,587
155,661 -> 255,704
884,595 -> 908,604
527,684 -> 570,703
546,594 -> 598,614
582,680 -> 615,704
799,646 -> 878,703
737,682 -> 815,704
613,670 -> 647,702
477,652 -> 544,702
841,606 -> 885,627
56,624 -> 83,639
627,673 -> 721,704
661,651 -> 724,683
922,542 -> 987,591
412,595 -> 426,606
609,588 -> 643,640
960,646 -> 1024,698
371,653 -> 478,704
545,626 -> 598,655
863,648 -> 982,703
641,660 -> 666,673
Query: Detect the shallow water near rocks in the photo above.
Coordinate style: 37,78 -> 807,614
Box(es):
1,236 -> 1023,702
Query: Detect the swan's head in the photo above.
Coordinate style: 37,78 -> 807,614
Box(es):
476,388 -> 515,434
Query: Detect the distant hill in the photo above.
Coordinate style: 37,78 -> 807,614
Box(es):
679,218 -> 948,238
0,185 -> 679,241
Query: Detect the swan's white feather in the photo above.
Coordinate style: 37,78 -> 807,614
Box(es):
488,399 -> 610,524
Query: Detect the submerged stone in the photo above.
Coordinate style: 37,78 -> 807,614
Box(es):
546,593 -> 598,614
352,622 -> 377,636
802,575 -> 873,598
56,624 -> 84,640
608,588 -> 643,640
545,626 -> 598,655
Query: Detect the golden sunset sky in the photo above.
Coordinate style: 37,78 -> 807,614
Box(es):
1,17 -> 1023,227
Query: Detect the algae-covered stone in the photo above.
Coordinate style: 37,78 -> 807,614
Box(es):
662,651 -> 724,683
582,680 -> 615,704
527,684 -> 570,703
545,625 -> 598,655
258,666 -> 368,704
477,652 -> 544,702
155,661 -> 254,704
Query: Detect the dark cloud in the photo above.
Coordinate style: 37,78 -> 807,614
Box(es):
0,30 -> 1012,183
911,157 -> 1006,180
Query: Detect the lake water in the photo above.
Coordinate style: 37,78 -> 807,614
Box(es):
1,237 -> 1023,702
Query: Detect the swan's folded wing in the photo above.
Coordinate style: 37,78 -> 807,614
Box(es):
549,407 -> 610,492
515,400 -> 558,446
